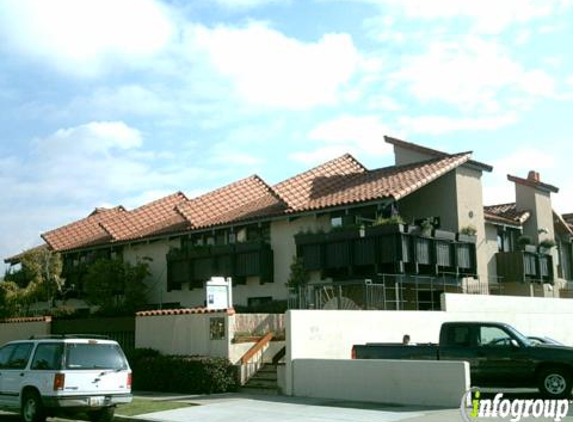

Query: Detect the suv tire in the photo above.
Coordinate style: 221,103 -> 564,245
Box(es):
88,407 -> 115,422
21,390 -> 46,422
538,367 -> 572,398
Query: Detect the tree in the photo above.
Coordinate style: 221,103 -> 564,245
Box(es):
286,256 -> 309,288
4,248 -> 64,312
0,280 -> 20,318
83,258 -> 150,315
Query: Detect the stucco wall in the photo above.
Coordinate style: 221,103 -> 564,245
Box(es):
393,145 -> 435,166
0,318 -> 51,345
399,171 -> 459,231
292,359 -> 469,407
135,312 -> 230,358
455,166 -> 488,279
484,224 -> 501,284
270,215 -> 331,287
286,293 -> 573,363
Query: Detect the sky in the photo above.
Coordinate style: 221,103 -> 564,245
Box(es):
1,0 -> 573,266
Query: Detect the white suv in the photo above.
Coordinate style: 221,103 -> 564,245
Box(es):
0,336 -> 132,422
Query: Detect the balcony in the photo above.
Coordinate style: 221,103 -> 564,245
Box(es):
496,250 -> 554,284
166,241 -> 273,291
295,224 -> 477,277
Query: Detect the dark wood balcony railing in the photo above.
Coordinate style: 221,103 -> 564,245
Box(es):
496,250 -> 554,283
295,224 -> 477,277
166,241 -> 273,291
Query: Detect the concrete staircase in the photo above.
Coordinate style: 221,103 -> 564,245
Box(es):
240,363 -> 280,395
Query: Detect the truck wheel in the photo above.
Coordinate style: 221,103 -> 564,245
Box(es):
538,367 -> 572,398
88,407 -> 115,422
21,391 -> 46,422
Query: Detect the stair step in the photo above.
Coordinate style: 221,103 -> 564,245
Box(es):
239,386 -> 279,396
246,378 -> 278,388
251,371 -> 278,380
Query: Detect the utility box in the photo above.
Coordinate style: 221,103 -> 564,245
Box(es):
206,277 -> 233,310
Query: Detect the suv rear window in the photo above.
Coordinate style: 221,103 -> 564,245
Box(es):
65,343 -> 127,370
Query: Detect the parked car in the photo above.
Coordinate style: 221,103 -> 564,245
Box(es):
528,336 -> 565,346
352,322 -> 573,398
0,335 -> 132,422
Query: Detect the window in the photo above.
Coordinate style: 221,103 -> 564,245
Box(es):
0,344 -> 17,368
3,343 -> 34,369
31,343 -> 64,370
446,326 -> 471,347
65,343 -> 127,370
479,326 -> 513,347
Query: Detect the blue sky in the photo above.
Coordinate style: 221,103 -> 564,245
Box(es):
1,0 -> 573,264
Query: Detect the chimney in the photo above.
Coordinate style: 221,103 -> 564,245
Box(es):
527,170 -> 540,183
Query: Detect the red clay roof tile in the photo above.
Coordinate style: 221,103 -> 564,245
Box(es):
41,206 -> 126,252
484,203 -> 531,226
136,307 -> 234,317
176,175 -> 286,229
275,153 -> 471,212
101,192 -> 188,241
273,153 -> 367,211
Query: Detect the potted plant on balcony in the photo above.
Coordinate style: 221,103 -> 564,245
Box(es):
517,235 -> 537,253
457,225 -> 477,243
365,215 -> 407,236
328,224 -> 361,241
538,239 -> 556,255
294,228 -> 327,245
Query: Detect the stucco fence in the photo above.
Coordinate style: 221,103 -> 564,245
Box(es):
285,293 -> 573,406
0,316 -> 51,344
135,310 -> 285,364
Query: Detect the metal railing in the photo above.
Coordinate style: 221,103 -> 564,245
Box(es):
288,273 -> 569,311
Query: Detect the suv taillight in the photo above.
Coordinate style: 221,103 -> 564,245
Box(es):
127,372 -> 132,389
53,373 -> 65,391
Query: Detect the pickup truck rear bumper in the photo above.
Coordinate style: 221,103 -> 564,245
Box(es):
42,393 -> 133,408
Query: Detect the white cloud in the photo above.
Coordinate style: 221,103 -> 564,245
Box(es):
400,113 -> 518,135
293,115 -> 394,164
186,22 -> 360,110
212,0 -> 288,9
392,37 -> 556,110
33,121 -> 142,157
0,0 -> 176,77
567,76 -> 573,86
493,148 -> 557,176
342,0 -> 567,33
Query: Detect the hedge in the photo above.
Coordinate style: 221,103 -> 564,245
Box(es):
129,348 -> 238,394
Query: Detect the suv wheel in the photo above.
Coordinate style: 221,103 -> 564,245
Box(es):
21,391 -> 46,422
88,407 -> 115,422
538,367 -> 572,398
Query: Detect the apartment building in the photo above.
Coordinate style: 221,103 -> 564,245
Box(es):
5,137 -> 572,310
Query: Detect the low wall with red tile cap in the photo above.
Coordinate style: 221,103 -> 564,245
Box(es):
135,307 -> 234,359
0,316 -> 51,344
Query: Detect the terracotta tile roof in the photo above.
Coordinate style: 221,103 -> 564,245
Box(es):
100,192 -> 188,241
4,244 -> 49,264
507,174 -> 559,194
384,136 -> 493,172
484,203 -> 531,226
275,153 -> 471,212
0,316 -> 52,324
42,206 -> 126,252
136,307 -> 235,317
273,153 -> 367,211
176,175 -> 287,229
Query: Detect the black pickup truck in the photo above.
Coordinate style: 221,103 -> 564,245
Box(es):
352,321 -> 573,398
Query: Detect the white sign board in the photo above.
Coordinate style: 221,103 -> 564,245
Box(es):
206,277 -> 233,310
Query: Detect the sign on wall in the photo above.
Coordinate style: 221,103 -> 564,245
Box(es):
206,277 -> 233,310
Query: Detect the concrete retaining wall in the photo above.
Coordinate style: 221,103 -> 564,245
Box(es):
292,359 -> 469,407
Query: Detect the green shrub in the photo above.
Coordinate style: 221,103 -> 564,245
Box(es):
130,350 -> 238,394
